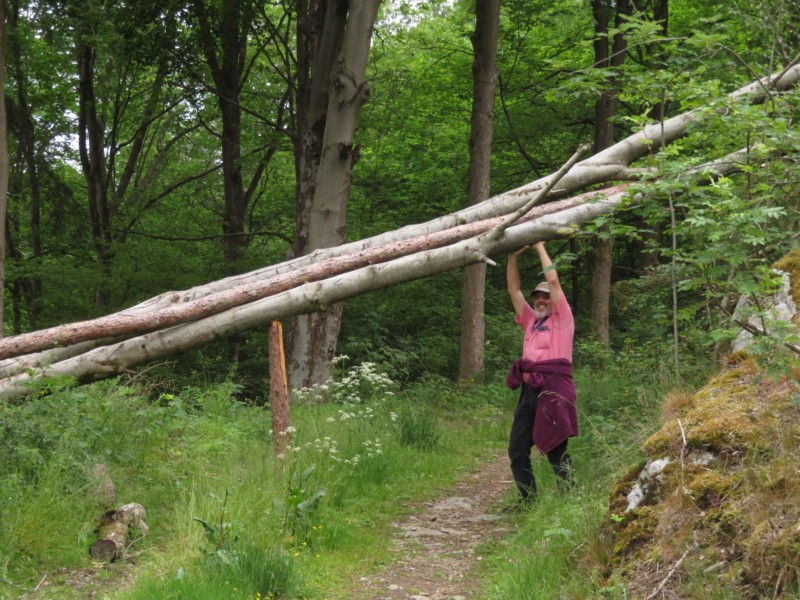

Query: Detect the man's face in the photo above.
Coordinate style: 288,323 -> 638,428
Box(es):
532,292 -> 552,319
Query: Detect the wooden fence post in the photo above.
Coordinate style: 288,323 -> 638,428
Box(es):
268,321 -> 291,456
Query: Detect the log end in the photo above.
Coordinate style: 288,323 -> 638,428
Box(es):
89,538 -> 119,562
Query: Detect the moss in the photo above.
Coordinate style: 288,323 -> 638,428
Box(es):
686,471 -> 741,510
612,506 -> 659,557
742,519 -> 800,594
773,248 -> 800,325
707,504 -> 749,546
595,354 -> 800,599
643,367 -> 778,456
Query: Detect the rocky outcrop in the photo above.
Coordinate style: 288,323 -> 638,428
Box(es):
590,250 -> 800,599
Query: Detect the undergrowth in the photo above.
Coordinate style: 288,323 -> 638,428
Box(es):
0,348 -> 706,599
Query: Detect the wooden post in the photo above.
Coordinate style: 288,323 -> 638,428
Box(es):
268,321 -> 291,456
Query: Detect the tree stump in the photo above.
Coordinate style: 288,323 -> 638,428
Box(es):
89,503 -> 148,562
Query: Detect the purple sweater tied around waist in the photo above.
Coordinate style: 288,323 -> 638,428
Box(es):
506,358 -> 578,454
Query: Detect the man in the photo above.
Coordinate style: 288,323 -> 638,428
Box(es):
505,241 -> 578,503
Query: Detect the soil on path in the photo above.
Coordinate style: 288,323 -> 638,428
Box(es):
351,453 -> 515,600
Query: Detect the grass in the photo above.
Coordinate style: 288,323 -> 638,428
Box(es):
0,353 -> 693,599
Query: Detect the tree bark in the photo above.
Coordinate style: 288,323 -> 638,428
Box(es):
588,235 -> 614,344
76,39 -> 113,308
192,0 -> 262,270
458,0 -> 500,383
0,199 -> 577,361
8,0 -> 42,328
287,0 -> 382,390
0,144 -> 771,399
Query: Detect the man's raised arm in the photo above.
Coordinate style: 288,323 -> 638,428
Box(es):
532,241 -> 563,308
507,246 -> 529,319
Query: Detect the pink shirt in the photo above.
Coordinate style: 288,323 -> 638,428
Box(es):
516,292 -> 574,363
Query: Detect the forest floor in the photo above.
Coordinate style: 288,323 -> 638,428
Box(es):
349,452 -> 514,600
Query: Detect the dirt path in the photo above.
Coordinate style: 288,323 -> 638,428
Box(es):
351,453 -> 514,600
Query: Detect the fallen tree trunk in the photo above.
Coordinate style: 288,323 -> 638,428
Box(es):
10,63 -> 795,344
0,188 -> 626,400
0,141 -> 756,372
0,198 -> 580,360
0,146 -> 757,395
89,502 -> 148,562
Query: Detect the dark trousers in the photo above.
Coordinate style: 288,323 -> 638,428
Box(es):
508,385 -> 575,500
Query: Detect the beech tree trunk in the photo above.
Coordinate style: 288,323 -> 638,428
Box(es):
458,0 -> 500,383
589,0 -> 629,345
288,0 -> 382,390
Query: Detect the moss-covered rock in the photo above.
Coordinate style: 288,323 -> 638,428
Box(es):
592,360 -> 800,598
686,470 -> 741,511
588,249 -> 800,598
643,366 -> 780,456
742,519 -> 800,592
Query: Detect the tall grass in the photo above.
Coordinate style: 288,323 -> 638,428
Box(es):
0,365 -> 508,599
0,347 -> 692,599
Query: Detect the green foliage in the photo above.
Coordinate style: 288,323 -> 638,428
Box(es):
395,405 -> 443,451
272,464 -> 326,542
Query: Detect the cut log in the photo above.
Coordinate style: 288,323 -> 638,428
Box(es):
89,502 -> 148,562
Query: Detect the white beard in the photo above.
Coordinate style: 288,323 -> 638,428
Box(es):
533,307 -> 551,320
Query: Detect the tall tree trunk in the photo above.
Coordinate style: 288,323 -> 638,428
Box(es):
288,0 -> 381,390
0,0 -> 8,337
645,0 -> 669,121
77,41 -> 113,308
192,0 -> 258,272
588,235 -> 614,345
9,0 -> 41,327
458,0 -> 500,383
589,0 -> 629,345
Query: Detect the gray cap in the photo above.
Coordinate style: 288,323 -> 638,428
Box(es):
532,281 -> 550,295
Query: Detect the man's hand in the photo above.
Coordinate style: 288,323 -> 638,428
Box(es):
511,245 -> 530,257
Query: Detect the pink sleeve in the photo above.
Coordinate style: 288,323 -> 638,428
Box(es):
553,291 -> 573,322
516,302 -> 535,330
